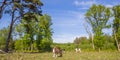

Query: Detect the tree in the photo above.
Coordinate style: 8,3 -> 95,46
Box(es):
0,0 -> 43,52
85,4 -> 111,51
112,5 -> 120,51
14,14 -> 53,52
36,14 -> 53,51
0,0 -> 7,19
74,37 -> 80,45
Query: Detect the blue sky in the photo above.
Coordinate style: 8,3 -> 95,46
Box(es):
41,0 -> 120,43
0,0 -> 120,43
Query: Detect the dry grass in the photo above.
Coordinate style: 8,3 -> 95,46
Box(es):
0,51 -> 120,60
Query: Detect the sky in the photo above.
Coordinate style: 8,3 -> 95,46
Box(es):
41,0 -> 120,43
0,0 -> 120,43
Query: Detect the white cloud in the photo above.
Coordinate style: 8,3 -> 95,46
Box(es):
74,0 -> 96,6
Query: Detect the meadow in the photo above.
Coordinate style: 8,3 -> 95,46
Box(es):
0,51 -> 120,60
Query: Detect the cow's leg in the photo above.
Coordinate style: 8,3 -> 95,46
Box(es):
59,53 -> 62,57
53,53 -> 56,57
59,50 -> 62,57
55,54 -> 58,57
53,53 -> 58,58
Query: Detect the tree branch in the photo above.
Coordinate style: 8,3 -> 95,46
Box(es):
0,0 -> 7,19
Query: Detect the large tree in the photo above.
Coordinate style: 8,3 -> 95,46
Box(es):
36,14 -> 53,51
85,4 -> 111,51
112,5 -> 120,51
0,0 -> 43,52
14,14 -> 53,52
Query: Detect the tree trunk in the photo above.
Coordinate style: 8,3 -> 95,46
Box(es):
4,19 -> 14,52
84,23 -> 95,50
4,9 -> 15,53
91,35 -> 95,50
114,33 -> 120,51
0,0 -> 7,19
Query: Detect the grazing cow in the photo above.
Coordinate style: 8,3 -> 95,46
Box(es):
53,46 -> 63,57
75,48 -> 81,53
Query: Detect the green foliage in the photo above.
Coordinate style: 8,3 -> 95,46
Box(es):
39,38 -> 52,51
86,4 -> 111,33
94,35 -> 104,49
15,34 -> 31,51
102,34 -> 116,50
36,14 -> 53,52
14,14 -> 53,52
0,0 -> 43,52
113,5 -> 120,43
74,37 -> 88,45
0,28 -> 8,50
85,4 -> 111,50
52,43 -> 75,51
79,44 -> 92,50
0,27 -> 14,50
74,37 -> 80,44
73,37 -> 92,50
14,40 -> 23,50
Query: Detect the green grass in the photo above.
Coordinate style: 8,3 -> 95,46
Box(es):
0,51 -> 120,60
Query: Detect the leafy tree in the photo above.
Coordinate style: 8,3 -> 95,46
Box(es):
74,37 -> 88,44
74,37 -> 80,45
14,14 -> 53,52
0,0 -> 43,52
85,4 -> 111,51
36,14 -> 53,51
112,5 -> 120,51
14,17 -> 37,52
74,37 -> 89,48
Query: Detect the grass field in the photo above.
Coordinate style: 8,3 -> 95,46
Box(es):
0,51 -> 120,60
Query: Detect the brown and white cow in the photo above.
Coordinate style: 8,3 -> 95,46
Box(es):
53,46 -> 63,57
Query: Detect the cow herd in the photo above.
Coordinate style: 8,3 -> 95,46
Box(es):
52,46 -> 81,58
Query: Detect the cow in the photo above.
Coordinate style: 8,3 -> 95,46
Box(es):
75,48 -> 81,53
52,46 -> 63,58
